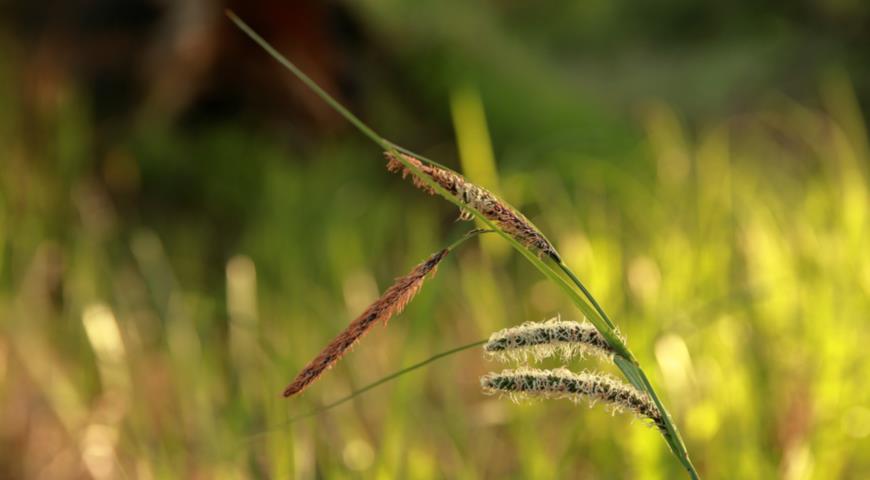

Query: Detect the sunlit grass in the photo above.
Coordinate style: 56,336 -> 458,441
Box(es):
0,42 -> 868,480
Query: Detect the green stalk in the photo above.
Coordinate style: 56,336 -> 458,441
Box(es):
556,261 -> 616,330
292,340 -> 484,425
226,11 -> 698,479
244,339 -> 487,443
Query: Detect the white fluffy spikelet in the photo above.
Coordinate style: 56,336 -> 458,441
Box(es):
480,367 -> 664,431
483,317 -> 619,363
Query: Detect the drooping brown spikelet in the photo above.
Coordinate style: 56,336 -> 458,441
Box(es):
386,152 -> 560,261
481,367 -> 665,432
283,249 -> 449,397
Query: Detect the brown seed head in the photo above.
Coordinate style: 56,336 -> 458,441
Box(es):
283,248 -> 449,397
386,152 -> 560,261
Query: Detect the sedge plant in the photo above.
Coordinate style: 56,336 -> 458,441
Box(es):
226,11 -> 699,479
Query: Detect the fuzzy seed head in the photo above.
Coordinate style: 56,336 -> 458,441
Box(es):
484,317 -> 618,363
481,367 -> 664,431
385,152 -> 560,261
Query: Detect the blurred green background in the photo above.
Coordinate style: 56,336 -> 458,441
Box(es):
1,0 -> 869,478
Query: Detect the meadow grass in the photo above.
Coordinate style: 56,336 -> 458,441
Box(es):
0,16 -> 868,480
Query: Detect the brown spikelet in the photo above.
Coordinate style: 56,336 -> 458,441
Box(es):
283,248 -> 449,397
386,152 -> 560,261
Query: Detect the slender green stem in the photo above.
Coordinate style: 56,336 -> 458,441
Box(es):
225,10 -> 388,150
637,366 -> 699,479
556,261 -> 616,330
448,228 -> 495,251
244,340 -> 486,442
296,339 -> 486,422
558,258 -> 699,479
